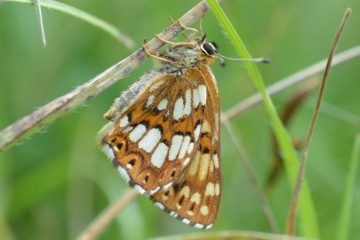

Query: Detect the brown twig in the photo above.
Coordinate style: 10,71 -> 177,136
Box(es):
267,78 -> 319,191
285,8 -> 352,235
0,0 -> 210,152
150,231 -> 307,240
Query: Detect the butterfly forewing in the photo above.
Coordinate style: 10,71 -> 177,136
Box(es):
101,72 -> 207,195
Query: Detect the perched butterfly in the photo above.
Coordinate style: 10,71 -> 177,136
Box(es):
99,30 -> 221,229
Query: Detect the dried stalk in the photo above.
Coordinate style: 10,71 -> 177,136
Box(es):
285,8 -> 352,235
0,0 -> 210,152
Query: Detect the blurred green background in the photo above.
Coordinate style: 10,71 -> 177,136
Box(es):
1,0 -> 360,239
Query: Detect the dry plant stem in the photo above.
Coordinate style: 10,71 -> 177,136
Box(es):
0,0 -> 211,152
278,79 -> 320,126
77,189 -> 138,240
267,79 -> 319,191
221,113 -> 279,233
223,45 -> 360,121
285,8 -> 352,235
150,232 -> 306,240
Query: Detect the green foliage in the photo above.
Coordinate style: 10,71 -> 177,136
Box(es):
0,1 -> 359,239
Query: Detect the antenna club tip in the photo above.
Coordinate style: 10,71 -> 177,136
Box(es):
261,58 -> 271,64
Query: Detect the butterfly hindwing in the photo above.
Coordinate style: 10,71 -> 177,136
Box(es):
149,64 -> 221,229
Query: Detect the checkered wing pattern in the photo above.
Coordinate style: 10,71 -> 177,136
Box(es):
99,40 -> 221,229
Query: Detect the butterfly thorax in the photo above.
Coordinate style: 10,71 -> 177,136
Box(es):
156,43 -> 217,74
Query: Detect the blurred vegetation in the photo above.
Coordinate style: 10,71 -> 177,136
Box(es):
0,0 -> 360,239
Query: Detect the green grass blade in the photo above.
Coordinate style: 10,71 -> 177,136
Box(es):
337,133 -> 360,240
206,0 -> 319,237
4,0 -> 135,49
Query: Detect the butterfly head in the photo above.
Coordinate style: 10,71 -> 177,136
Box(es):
197,41 -> 219,65
200,42 -> 218,56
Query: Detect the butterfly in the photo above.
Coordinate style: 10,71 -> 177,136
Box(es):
98,32 -> 221,229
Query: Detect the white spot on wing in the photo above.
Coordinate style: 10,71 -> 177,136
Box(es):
213,154 -> 219,169
198,85 -> 207,106
163,181 -> 173,190
150,80 -> 165,92
157,99 -> 168,111
113,144 -> 121,151
180,186 -> 190,197
190,192 -> 201,204
194,223 -> 205,229
194,124 -> 201,142
187,142 -> 194,154
202,120 -> 211,133
123,126 -> 133,133
134,184 -> 146,194
162,194 -> 169,202
169,211 -> 178,218
188,151 -> 201,176
215,183 -> 220,196
155,202 -> 165,210
184,89 -> 192,115
129,124 -> 147,142
146,95 -> 155,108
205,182 -> 215,196
169,135 -> 183,160
183,157 -> 190,166
193,88 -> 200,108
149,186 -> 160,195
138,128 -> 162,153
151,142 -> 168,168
119,115 -> 129,128
182,218 -> 191,225
178,135 -> 191,159
187,210 -> 194,216
200,205 -> 209,216
117,166 -> 130,183
173,97 -> 184,120
209,159 -> 214,173
199,154 -> 210,180
102,144 -> 115,160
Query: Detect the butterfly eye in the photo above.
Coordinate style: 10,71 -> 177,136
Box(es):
201,42 -> 218,56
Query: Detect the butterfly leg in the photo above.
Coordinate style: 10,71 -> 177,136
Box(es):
199,17 -> 205,38
155,34 -> 197,48
168,16 -> 198,40
143,38 -> 178,64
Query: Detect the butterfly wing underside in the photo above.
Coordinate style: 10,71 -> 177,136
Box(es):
99,44 -> 221,229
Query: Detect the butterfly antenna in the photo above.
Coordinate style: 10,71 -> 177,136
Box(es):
217,53 -> 270,64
